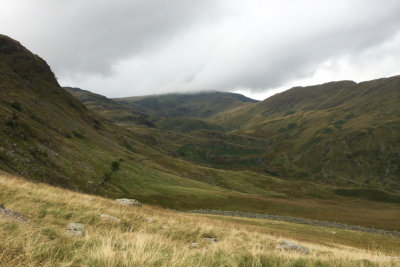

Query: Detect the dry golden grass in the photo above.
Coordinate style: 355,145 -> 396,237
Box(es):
0,174 -> 398,267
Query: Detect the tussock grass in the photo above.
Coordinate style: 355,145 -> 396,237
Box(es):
0,174 -> 398,266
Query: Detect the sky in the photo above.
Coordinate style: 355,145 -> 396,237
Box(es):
1,0 -> 400,100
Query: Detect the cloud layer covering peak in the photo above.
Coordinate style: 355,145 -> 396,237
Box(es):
1,0 -> 400,99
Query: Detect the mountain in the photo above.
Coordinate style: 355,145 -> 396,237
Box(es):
211,77 -> 400,191
113,92 -> 258,119
63,87 -> 155,127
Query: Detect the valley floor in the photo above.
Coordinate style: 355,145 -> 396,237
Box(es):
0,174 -> 399,266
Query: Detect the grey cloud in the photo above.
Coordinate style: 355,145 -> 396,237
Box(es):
2,0 -> 221,76
1,0 -> 400,98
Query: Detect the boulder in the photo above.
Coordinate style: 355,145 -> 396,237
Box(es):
276,240 -> 310,254
100,214 -> 121,223
115,198 -> 142,207
145,217 -> 154,223
0,205 -> 29,223
162,224 -> 169,230
66,222 -> 85,236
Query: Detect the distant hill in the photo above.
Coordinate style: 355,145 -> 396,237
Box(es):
64,87 -> 155,127
113,92 -> 258,118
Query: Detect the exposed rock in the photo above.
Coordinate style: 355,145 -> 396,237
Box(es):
276,240 -> 310,254
331,231 -> 337,234
162,224 -> 169,230
115,198 -> 142,207
189,242 -> 199,249
66,222 -> 85,236
0,205 -> 29,222
204,237 -> 219,243
100,214 -> 121,223
145,217 -> 154,223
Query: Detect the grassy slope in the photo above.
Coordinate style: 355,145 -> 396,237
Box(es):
211,78 -> 400,191
1,174 -> 399,267
113,92 -> 258,119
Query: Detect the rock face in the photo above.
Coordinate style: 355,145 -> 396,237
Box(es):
115,198 -> 142,207
66,223 -> 85,236
276,240 -> 310,254
0,205 -> 29,222
100,214 -> 122,223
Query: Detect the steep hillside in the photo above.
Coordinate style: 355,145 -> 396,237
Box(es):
212,77 -> 400,190
113,92 -> 258,118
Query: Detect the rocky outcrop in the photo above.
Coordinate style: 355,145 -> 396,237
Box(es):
276,240 -> 310,254
115,198 -> 142,207
66,222 -> 85,236
0,204 -> 28,222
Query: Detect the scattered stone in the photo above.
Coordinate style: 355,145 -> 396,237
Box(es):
331,231 -> 337,234
204,237 -> 219,243
145,217 -> 154,223
162,224 -> 169,230
100,214 -> 121,223
189,242 -> 199,249
276,240 -> 310,255
0,205 -> 29,223
66,222 -> 85,236
89,198 -> 96,201
115,198 -> 142,207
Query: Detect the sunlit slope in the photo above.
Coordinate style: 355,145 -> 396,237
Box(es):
1,174 -> 398,266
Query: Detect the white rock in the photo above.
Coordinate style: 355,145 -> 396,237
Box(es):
145,217 -> 154,223
66,222 -> 85,236
115,198 -> 142,207
276,240 -> 310,254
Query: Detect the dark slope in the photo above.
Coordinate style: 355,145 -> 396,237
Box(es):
113,92 -> 258,119
64,87 -> 154,127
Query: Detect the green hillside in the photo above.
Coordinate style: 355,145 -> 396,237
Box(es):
113,92 -> 258,118
211,78 -> 400,191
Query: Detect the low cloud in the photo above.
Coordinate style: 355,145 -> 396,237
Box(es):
1,0 -> 400,99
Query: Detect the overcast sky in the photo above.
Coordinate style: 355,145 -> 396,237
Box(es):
1,0 -> 400,100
